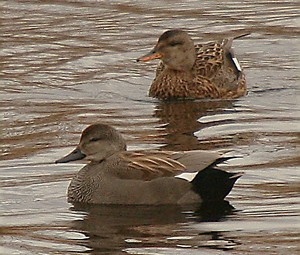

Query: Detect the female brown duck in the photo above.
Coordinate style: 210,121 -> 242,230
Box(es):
56,123 -> 242,205
137,29 -> 248,100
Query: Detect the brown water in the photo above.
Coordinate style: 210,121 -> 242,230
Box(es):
1,0 -> 299,254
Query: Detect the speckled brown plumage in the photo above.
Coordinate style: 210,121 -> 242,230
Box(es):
137,29 -> 248,100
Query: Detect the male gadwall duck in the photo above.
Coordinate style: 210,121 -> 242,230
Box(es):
137,29 -> 248,100
56,123 -> 242,205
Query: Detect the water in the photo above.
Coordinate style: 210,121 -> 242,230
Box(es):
0,0 -> 299,254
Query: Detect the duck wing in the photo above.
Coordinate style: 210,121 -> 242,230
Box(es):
169,150 -> 222,172
117,150 -> 221,181
194,41 -> 227,78
123,151 -> 186,179
195,33 -> 250,79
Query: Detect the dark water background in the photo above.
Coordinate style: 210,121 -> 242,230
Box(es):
0,0 -> 299,254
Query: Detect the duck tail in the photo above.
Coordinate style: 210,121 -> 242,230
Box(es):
207,156 -> 237,168
233,32 -> 251,40
191,166 -> 242,202
223,33 -> 250,75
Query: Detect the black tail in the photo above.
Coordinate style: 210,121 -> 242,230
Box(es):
233,32 -> 251,40
206,156 -> 237,168
191,166 -> 242,202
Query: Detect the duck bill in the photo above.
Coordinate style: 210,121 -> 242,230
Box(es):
137,51 -> 162,62
55,147 -> 86,163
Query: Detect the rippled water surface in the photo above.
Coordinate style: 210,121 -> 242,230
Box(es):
1,0 -> 299,254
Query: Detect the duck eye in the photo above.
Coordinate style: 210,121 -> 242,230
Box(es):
169,41 -> 182,47
89,137 -> 101,142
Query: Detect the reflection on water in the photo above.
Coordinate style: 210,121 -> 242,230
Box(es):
0,202 -> 237,255
68,202 -> 236,253
153,100 -> 235,151
0,0 -> 299,254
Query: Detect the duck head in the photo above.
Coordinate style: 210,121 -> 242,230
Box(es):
56,123 -> 127,163
137,29 -> 196,71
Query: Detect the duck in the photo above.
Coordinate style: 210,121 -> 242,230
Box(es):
56,123 -> 242,205
137,29 -> 248,100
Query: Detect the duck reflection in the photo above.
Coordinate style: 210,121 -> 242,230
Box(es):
153,99 -> 234,151
194,200 -> 235,222
69,201 -> 235,253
